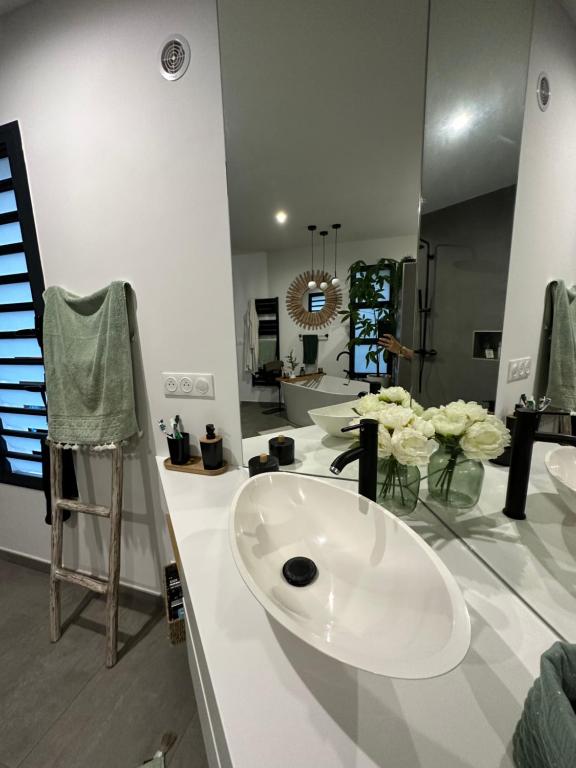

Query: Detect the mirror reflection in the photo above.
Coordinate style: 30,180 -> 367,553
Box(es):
220,0 -> 428,474
221,0 -> 576,644
413,0 -> 533,410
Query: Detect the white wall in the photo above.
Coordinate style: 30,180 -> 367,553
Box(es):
497,0 -> 576,416
231,235 -> 417,396
267,235 -> 417,377
231,252 -> 271,402
0,0 -> 240,592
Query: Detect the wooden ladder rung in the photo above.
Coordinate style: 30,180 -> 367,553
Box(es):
53,566 -> 109,595
56,499 -> 110,518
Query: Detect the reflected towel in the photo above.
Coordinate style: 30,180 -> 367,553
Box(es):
547,281 -> 576,411
302,334 -> 318,365
513,642 -> 576,768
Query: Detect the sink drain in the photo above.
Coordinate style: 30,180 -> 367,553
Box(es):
282,556 -> 318,587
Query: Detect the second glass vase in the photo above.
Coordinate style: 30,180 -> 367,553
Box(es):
427,444 -> 484,509
377,456 -> 420,515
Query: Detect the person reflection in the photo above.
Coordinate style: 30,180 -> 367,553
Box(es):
378,334 -> 414,361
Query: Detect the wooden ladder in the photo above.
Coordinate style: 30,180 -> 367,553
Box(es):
49,442 -> 124,668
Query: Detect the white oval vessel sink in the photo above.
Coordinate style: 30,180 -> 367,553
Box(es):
308,400 -> 361,438
545,446 -> 576,512
230,473 -> 471,678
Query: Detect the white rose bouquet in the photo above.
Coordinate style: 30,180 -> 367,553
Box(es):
423,400 -> 510,507
350,387 -> 436,513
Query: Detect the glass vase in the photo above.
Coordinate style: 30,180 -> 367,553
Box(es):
427,444 -> 484,509
377,456 -> 420,515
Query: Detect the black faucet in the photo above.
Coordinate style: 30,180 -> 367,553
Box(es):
503,407 -> 576,520
336,350 -> 350,362
329,418 -> 379,501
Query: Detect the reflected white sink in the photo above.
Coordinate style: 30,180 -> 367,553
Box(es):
230,472 -> 471,678
545,446 -> 576,512
308,400 -> 360,437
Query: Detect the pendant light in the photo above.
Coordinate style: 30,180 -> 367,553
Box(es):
319,230 -> 329,290
307,225 -> 317,290
331,223 -> 341,287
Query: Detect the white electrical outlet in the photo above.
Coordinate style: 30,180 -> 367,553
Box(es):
507,357 -> 532,383
162,373 -> 215,398
180,376 -> 194,394
163,375 -> 178,394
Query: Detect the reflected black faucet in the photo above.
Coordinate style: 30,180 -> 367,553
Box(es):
329,418 -> 379,501
503,407 -> 576,520
336,350 -> 352,380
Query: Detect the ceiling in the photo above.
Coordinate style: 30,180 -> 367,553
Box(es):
218,0 -> 429,253
0,0 -> 33,15
561,0 -> 576,23
219,0 -> 534,254
422,0 -> 534,213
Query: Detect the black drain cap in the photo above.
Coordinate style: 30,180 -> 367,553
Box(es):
282,556 -> 318,587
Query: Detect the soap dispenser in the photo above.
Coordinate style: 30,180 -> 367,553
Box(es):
200,424 -> 223,471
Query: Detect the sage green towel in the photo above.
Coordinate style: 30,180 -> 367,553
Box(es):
43,281 -> 138,446
547,281 -> 576,411
513,642 -> 576,768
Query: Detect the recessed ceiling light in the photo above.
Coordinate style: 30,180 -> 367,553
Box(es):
275,210 -> 288,224
444,109 -> 474,137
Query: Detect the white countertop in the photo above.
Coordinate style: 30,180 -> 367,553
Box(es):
242,424 -> 358,479
158,457 -> 560,768
245,426 -> 576,641
422,442 -> 576,642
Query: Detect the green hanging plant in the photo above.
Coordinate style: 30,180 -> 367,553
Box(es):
339,258 -> 401,376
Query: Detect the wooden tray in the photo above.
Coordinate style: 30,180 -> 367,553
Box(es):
163,456 -> 228,476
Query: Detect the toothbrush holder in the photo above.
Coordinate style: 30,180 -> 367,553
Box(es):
167,433 -> 190,465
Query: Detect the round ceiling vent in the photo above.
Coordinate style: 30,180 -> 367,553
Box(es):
160,35 -> 190,81
537,72 -> 551,111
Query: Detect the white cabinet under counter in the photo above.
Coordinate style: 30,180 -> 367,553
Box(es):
157,458 -> 559,768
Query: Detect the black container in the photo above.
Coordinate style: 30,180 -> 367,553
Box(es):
167,433 -> 190,465
200,424 -> 223,470
249,453 -> 279,477
269,435 -> 295,465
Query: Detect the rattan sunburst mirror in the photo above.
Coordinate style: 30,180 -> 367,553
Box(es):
286,270 -> 342,329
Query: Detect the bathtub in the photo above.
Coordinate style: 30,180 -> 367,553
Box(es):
281,375 -> 368,427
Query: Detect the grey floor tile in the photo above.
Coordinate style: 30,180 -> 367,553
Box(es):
19,623 -> 201,768
240,400 -> 293,438
0,572 -> 104,767
0,560 -> 202,768
168,715 -> 209,768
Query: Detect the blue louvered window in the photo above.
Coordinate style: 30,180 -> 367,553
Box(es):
0,122 -> 45,490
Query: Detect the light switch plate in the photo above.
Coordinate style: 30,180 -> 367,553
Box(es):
507,357 -> 531,383
162,372 -> 215,398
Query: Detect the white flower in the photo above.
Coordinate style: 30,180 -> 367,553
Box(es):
378,386 -> 410,405
377,427 -> 393,458
378,386 -> 423,414
430,409 -> 469,437
377,404 -> 414,431
422,406 -> 441,421
460,417 -> 511,460
391,427 -> 437,466
411,399 -> 424,416
354,394 -> 384,416
445,399 -> 487,424
412,416 -> 435,438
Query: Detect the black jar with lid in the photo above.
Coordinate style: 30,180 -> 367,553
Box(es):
268,434 -> 295,466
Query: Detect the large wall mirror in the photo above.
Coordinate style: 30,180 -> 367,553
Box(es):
220,0 -> 576,643
219,0 -> 428,467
